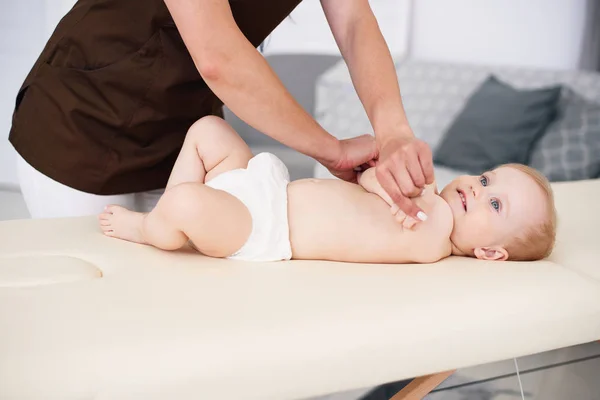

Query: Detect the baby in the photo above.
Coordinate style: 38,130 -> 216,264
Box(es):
99,116 -> 557,263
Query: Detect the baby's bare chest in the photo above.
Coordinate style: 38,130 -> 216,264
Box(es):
287,179 -> 418,262
288,179 -> 395,225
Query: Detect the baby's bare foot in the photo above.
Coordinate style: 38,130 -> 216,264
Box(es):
98,205 -> 147,244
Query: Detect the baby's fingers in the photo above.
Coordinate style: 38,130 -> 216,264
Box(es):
391,205 -> 406,218
402,216 -> 417,229
395,212 -> 407,224
392,206 -> 410,225
391,204 -> 417,229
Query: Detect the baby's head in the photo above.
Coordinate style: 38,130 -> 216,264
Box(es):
439,164 -> 557,261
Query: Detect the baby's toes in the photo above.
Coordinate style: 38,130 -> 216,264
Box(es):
105,205 -> 125,215
99,218 -> 112,227
98,212 -> 115,236
100,223 -> 113,234
98,212 -> 112,224
102,229 -> 116,238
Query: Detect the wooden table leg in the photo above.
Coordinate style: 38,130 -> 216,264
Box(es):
389,370 -> 456,400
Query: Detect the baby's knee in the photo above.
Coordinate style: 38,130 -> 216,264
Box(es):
192,115 -> 226,129
186,116 -> 230,142
159,183 -> 205,222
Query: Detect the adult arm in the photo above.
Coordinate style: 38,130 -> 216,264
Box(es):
321,0 -> 435,220
164,0 -> 341,167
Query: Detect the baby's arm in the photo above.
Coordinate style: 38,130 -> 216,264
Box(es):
358,167 -> 441,229
358,168 -> 417,228
357,167 -> 394,205
358,167 -> 439,200
404,195 -> 454,263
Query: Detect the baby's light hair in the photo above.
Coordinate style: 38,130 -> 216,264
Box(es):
498,163 -> 557,261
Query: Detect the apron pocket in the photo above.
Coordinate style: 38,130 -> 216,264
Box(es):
37,30 -> 162,130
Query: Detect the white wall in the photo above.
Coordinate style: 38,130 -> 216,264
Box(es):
265,0 -> 588,69
411,0 -> 587,70
0,0 -> 75,189
0,1 -> 49,188
44,0 -> 78,37
263,0 -> 411,56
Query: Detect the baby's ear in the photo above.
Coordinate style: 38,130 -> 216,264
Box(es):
474,246 -> 509,261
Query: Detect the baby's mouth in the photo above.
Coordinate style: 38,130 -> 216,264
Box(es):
457,189 -> 467,211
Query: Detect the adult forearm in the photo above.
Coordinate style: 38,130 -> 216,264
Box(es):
164,0 -> 340,163
342,12 -> 413,143
195,33 -> 339,163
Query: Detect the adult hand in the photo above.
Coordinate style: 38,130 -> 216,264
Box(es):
324,134 -> 378,183
375,135 -> 435,222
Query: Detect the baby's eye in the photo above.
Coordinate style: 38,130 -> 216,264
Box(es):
490,198 -> 500,211
479,175 -> 488,186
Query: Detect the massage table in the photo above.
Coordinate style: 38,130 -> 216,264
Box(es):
1,179 -> 599,400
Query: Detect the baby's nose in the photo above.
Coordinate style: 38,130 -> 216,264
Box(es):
470,185 -> 478,199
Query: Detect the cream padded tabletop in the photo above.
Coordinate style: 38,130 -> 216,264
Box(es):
0,180 -> 599,400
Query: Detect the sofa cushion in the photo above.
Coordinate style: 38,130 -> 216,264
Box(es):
529,89 -> 600,181
433,76 -> 561,174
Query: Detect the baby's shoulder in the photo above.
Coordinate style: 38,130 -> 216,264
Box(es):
415,192 -> 452,225
410,193 -> 453,262
429,194 -> 453,231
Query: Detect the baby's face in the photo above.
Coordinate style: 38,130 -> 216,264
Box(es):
439,166 -> 547,259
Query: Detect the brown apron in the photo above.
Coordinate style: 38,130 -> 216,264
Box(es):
9,0 -> 302,195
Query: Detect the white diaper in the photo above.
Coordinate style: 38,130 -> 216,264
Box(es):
204,152 -> 292,262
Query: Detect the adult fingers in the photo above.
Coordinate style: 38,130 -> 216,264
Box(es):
394,193 -> 428,222
417,141 -> 435,185
393,162 -> 421,198
404,149 -> 426,189
332,168 -> 358,183
376,166 -> 405,206
378,166 -> 426,221
357,134 -> 379,164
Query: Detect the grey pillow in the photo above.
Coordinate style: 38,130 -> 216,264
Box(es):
529,88 -> 600,181
433,76 -> 561,174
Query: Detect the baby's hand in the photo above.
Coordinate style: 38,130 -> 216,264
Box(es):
358,167 -> 395,205
390,204 -> 418,230
393,183 -> 438,229
359,167 -> 421,229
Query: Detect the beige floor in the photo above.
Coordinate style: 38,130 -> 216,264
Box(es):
2,189 -> 599,400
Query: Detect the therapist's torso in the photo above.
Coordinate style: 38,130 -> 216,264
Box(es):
9,0 -> 302,195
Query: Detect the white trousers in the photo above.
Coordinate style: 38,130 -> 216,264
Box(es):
16,155 -> 163,219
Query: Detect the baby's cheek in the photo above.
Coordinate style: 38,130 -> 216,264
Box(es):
470,215 -> 498,245
452,218 -> 472,243
453,214 -> 490,247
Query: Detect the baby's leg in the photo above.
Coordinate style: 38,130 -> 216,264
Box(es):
166,115 -> 253,188
100,183 -> 251,257
99,116 -> 254,256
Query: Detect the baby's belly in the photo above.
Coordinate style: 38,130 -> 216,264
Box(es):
287,179 -> 411,263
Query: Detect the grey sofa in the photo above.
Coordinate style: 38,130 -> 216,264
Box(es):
223,54 -> 341,180
313,58 -> 600,187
